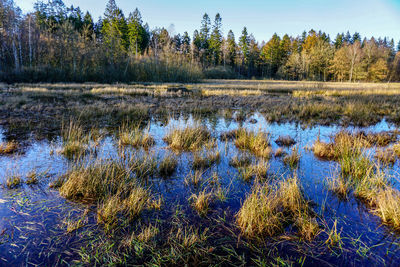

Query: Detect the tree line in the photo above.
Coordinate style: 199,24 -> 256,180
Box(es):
0,0 -> 399,83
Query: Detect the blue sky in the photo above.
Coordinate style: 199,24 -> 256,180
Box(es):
15,0 -> 400,43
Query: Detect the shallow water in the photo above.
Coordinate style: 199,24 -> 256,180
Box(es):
1,113 -> 400,265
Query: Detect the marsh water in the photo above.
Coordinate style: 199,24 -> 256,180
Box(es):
1,113 -> 400,266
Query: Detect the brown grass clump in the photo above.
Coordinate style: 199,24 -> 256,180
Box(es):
192,149 -> 220,169
275,135 -> 296,147
274,148 -> 286,157
123,186 -> 151,218
185,170 -> 205,188
60,160 -> 129,200
229,153 -> 253,168
283,146 -> 300,168
0,141 -> 18,154
189,189 -> 213,216
6,176 -> 22,189
238,160 -> 269,182
158,153 -> 178,177
236,175 -> 318,240
118,123 -> 155,150
26,171 -> 39,185
312,131 -> 367,160
296,215 -> 320,241
236,183 -> 284,238
233,128 -> 272,159
373,187 -> 400,229
164,125 -> 212,151
375,148 -> 397,165
326,174 -> 351,200
353,168 -> 388,206
393,143 -> 400,157
313,130 -> 398,161
60,120 -> 88,159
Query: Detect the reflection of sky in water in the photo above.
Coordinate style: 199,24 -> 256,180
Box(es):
0,114 -> 400,264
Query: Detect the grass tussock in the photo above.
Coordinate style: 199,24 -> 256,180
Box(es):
189,189 -> 213,216
26,171 -> 39,185
60,120 -> 89,159
60,160 -> 129,200
324,220 -> 343,248
158,153 -> 178,177
283,146 -> 300,168
192,149 -> 220,169
313,130 -> 398,161
164,125 -> 212,151
0,141 -> 18,154
232,128 -> 272,159
6,176 -> 22,189
229,153 -> 253,168
373,188 -> 400,229
326,173 -> 351,200
274,148 -> 286,157
185,170 -> 205,188
375,148 -> 397,165
118,123 -> 155,150
238,160 -> 269,182
275,136 -> 296,147
236,175 -> 318,240
236,183 -> 284,238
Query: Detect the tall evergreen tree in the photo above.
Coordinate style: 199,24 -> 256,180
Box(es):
226,30 -> 236,67
101,0 -> 128,63
209,13 -> 222,65
127,8 -> 148,55
334,33 -> 344,49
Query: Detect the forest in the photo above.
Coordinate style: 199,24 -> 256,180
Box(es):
0,0 -> 400,83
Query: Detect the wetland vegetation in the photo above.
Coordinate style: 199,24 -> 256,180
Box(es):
1,80 -> 400,266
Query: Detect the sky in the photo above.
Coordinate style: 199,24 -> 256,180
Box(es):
14,0 -> 400,43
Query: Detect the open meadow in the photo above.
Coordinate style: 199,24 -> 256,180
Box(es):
1,80 -> 400,265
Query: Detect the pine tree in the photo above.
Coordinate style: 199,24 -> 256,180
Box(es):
239,27 -> 250,64
226,30 -> 236,67
209,13 -> 223,65
334,33 -> 344,49
199,13 -> 211,49
101,0 -> 128,63
182,31 -> 191,55
127,8 -> 148,55
261,33 -> 282,77
344,31 -> 352,44
352,32 -> 361,44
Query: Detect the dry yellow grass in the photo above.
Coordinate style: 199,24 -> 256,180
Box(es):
233,128 -> 272,159
158,153 -> 178,176
275,135 -> 296,147
375,148 -> 397,165
283,146 -> 300,168
6,176 -> 22,189
326,174 -> 351,199
374,188 -> 400,229
236,175 -> 318,240
118,123 -> 155,150
164,125 -> 212,151
236,183 -> 284,238
189,189 -> 213,216
0,141 -> 18,154
192,149 -> 220,169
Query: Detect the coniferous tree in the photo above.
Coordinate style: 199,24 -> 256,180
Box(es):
209,13 -> 222,65
226,30 -> 236,68
239,27 -> 250,67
